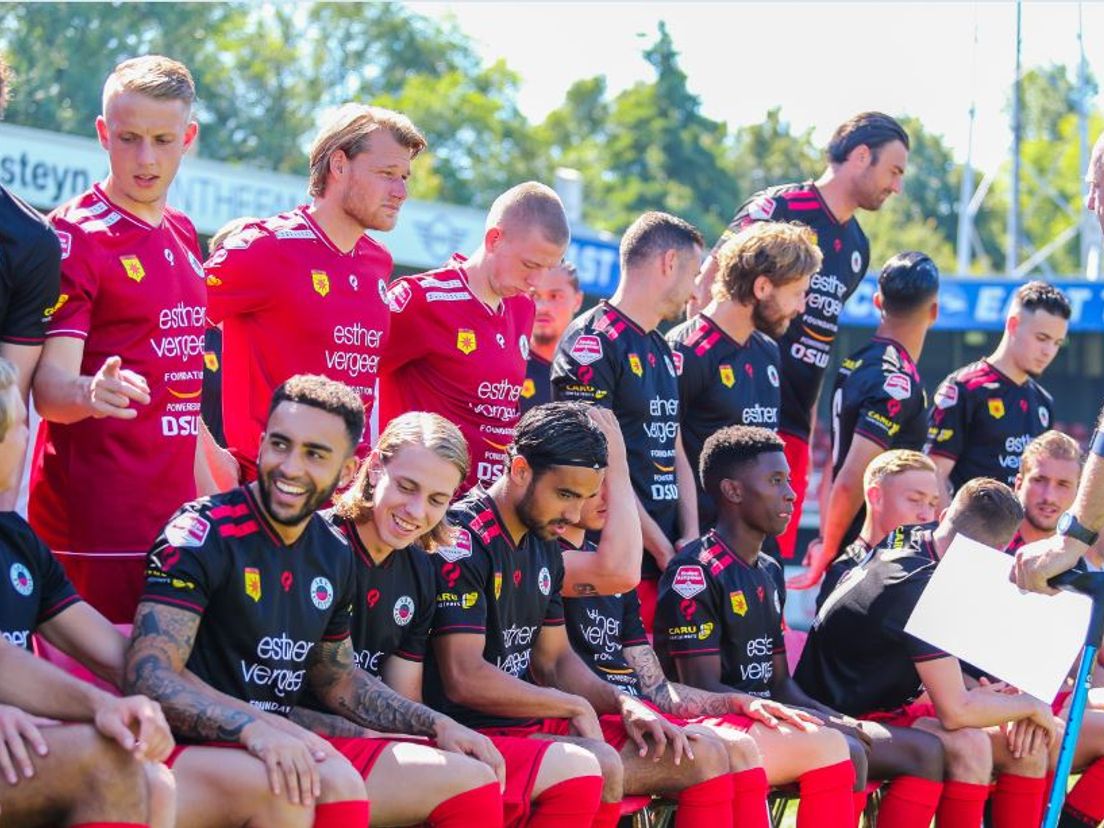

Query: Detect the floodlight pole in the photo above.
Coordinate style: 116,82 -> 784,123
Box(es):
1007,0 -> 1022,277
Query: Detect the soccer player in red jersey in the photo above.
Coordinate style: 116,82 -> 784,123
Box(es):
379,182 -> 569,492
29,56 -> 229,623
206,105 -> 426,480
521,262 -> 583,414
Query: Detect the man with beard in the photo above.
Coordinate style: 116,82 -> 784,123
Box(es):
126,374 -> 506,828
689,113 -> 910,562
1006,430 -> 1082,555
668,221 -> 821,528
925,281 -> 1069,498
521,262 -> 583,414
205,104 -> 426,480
792,252 -> 939,590
551,212 -> 703,630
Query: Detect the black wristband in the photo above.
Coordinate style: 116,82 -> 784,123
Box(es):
1091,429 -> 1104,458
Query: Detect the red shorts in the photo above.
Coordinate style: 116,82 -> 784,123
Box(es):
636,578 -> 659,638
481,715 -> 631,752
1053,689 -> 1073,716
776,433 -> 811,560
679,712 -> 757,732
861,702 -> 939,729
486,736 -> 556,828
164,740 -> 246,769
52,550 -> 146,623
165,735 -> 413,778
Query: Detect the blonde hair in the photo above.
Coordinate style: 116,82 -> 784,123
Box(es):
1020,430 -> 1083,476
308,103 -> 426,198
103,55 -> 195,111
864,449 -> 937,490
713,222 -> 822,304
0,358 -> 18,441
208,216 -> 258,255
335,412 -> 469,551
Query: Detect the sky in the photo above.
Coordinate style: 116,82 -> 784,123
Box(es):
411,1 -> 1102,174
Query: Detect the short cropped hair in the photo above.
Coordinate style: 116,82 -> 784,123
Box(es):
878,252 -> 940,316
267,374 -> 364,453
0,358 -> 18,441
336,412 -> 469,551
620,211 -> 704,272
827,112 -> 910,165
208,216 -> 258,255
103,55 -> 195,111
700,425 -> 785,500
511,402 -> 607,478
1011,280 -> 1072,320
863,449 -> 937,491
0,55 -> 11,120
308,103 -> 426,198
1020,430 -> 1083,476
946,478 -> 1024,549
713,222 -> 822,304
486,182 -> 570,247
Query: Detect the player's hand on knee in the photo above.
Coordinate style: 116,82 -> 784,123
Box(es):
740,697 -> 820,731
435,720 -> 506,791
89,356 -> 151,419
1026,701 -> 1059,745
94,695 -> 174,763
567,697 -> 602,741
618,696 -> 691,764
262,712 -> 331,762
0,704 -> 52,785
241,720 -> 321,807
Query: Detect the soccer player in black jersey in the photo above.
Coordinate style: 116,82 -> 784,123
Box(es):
797,479 -> 1059,828
668,221 -> 820,529
926,281 -> 1069,498
126,375 -> 506,828
427,402 -> 747,828
692,113 -> 910,561
310,410 -> 611,828
813,450 -> 940,611
522,262 -> 582,414
552,212 -> 702,631
793,252 -> 939,591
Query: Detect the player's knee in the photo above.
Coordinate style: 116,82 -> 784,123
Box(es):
996,741 -> 1048,778
576,738 -> 624,802
145,762 -> 177,828
842,733 -> 869,789
538,741 -> 604,793
78,729 -> 149,817
941,728 -> 992,783
317,753 -> 369,803
898,730 -> 945,781
450,751 -> 500,791
807,726 -> 851,767
684,732 -> 730,784
721,731 -> 762,773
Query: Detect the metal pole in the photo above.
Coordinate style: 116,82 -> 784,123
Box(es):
956,7 -> 980,276
1007,0 -> 1022,277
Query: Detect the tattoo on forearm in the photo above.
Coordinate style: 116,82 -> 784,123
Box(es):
624,645 -> 732,717
290,706 -> 374,739
308,638 -> 441,736
126,604 -> 256,741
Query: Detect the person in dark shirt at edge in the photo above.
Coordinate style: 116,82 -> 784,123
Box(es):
521,261 -> 583,414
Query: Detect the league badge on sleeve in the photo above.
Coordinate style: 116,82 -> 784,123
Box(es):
883,373 -> 912,401
569,334 -> 603,365
56,230 -> 71,259
438,528 -> 473,562
387,281 -> 412,313
671,566 -> 707,599
934,383 -> 958,409
164,512 -> 211,548
746,196 -> 776,221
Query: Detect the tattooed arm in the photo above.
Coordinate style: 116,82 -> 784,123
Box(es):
288,706 -> 383,739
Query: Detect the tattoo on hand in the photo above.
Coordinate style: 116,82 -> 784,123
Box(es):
624,645 -> 731,717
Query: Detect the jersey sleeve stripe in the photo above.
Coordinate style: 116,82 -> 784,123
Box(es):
0,334 -> 45,345
924,447 -> 959,461
394,650 -> 424,662
321,632 -> 351,641
433,623 -> 488,634
45,327 -> 89,339
36,593 -> 83,623
667,647 -> 721,657
140,594 -> 205,615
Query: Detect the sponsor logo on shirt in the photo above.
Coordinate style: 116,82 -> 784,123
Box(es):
387,281 -> 412,313
570,334 -> 603,365
43,293 -> 69,318
164,513 -> 210,548
393,595 -> 415,626
9,563 -> 33,597
671,566 -> 706,599
538,567 -> 551,596
729,590 -> 748,617
312,270 -> 330,297
719,364 -> 735,388
988,399 -> 1005,419
206,273 -> 223,287
310,576 -> 334,610
883,373 -> 912,401
628,353 -> 643,377
698,622 -> 714,641
244,567 -> 262,602
746,196 -> 776,221
935,383 -> 958,409
438,529 -> 473,562
456,329 -> 477,355
120,255 -> 146,283
461,591 -> 480,609
56,230 -> 71,259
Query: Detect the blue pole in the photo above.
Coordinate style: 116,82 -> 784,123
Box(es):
1044,643 -> 1099,826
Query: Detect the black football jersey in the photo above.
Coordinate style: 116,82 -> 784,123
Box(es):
552,301 -> 681,578
140,486 -> 356,716
655,531 -> 786,697
0,512 -> 81,651
713,182 -> 870,440
924,360 -> 1054,491
814,537 -> 872,613
520,353 -> 553,414
0,185 -> 61,346
423,489 -> 566,728
795,523 -> 946,716
668,315 -> 781,526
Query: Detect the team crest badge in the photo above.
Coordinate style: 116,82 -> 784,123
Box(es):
538,567 -> 552,596
494,572 -> 503,600
456,329 -> 477,355
1040,408 -> 1050,427
729,590 -> 748,617
244,567 -> 261,603
120,255 -> 145,283
988,399 -> 1005,419
206,274 -> 223,288
628,354 -> 643,377
719,364 -> 735,388
9,563 -> 32,597
767,364 -> 780,388
204,352 -> 219,372
671,352 -> 684,376
519,335 -> 530,360
310,576 -> 334,610
393,596 -> 415,626
312,270 -> 330,297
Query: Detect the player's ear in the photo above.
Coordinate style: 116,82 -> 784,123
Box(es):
929,299 -> 939,324
1013,472 -> 1023,492
95,115 -> 110,150
660,248 -> 678,277
872,291 -> 884,313
366,450 -> 385,487
484,226 -> 504,253
339,454 -> 359,490
866,484 -> 881,512
1006,312 -> 1019,337
329,149 -> 349,180
182,120 -> 199,152
571,289 -> 584,314
719,477 -> 741,504
509,454 -> 530,487
753,275 -> 772,301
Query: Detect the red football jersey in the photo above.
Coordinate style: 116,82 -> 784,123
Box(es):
205,207 -> 392,476
31,184 -> 206,557
378,256 -> 535,491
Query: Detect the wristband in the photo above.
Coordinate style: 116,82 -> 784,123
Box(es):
1090,429 -> 1104,458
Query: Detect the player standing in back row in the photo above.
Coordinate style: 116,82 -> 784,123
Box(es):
691,113 -> 910,560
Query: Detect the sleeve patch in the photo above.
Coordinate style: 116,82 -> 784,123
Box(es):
883,373 -> 912,401
934,383 -> 958,409
437,528 -> 473,562
671,565 -> 707,599
746,196 -> 777,221
387,281 -> 413,313
164,513 -> 211,548
569,334 -> 604,365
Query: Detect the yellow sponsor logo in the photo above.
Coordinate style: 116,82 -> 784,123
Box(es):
244,567 -> 261,602
120,255 -> 145,283
43,293 -> 69,317
462,591 -> 480,609
719,364 -> 735,388
698,622 -> 714,641
730,590 -> 748,617
312,270 -> 330,297
205,274 -> 222,287
456,329 -> 477,355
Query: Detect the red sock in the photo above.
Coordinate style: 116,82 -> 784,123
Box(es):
1064,758 -> 1104,825
936,780 -> 989,828
990,773 -> 1046,828
1039,772 -> 1055,826
428,782 -> 503,828
853,788 -> 870,827
528,776 -> 604,828
797,760 -> 856,828
876,776 -> 943,828
591,800 -> 622,828
313,800 -> 370,828
732,767 -> 769,828
675,774 -> 734,828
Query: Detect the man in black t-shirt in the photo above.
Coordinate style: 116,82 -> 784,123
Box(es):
926,281 -> 1069,496
126,375 -> 504,828
521,262 -> 582,414
552,212 -> 703,631
793,253 -> 939,591
669,221 -> 820,529
691,113 -> 910,562
797,479 -> 1057,826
